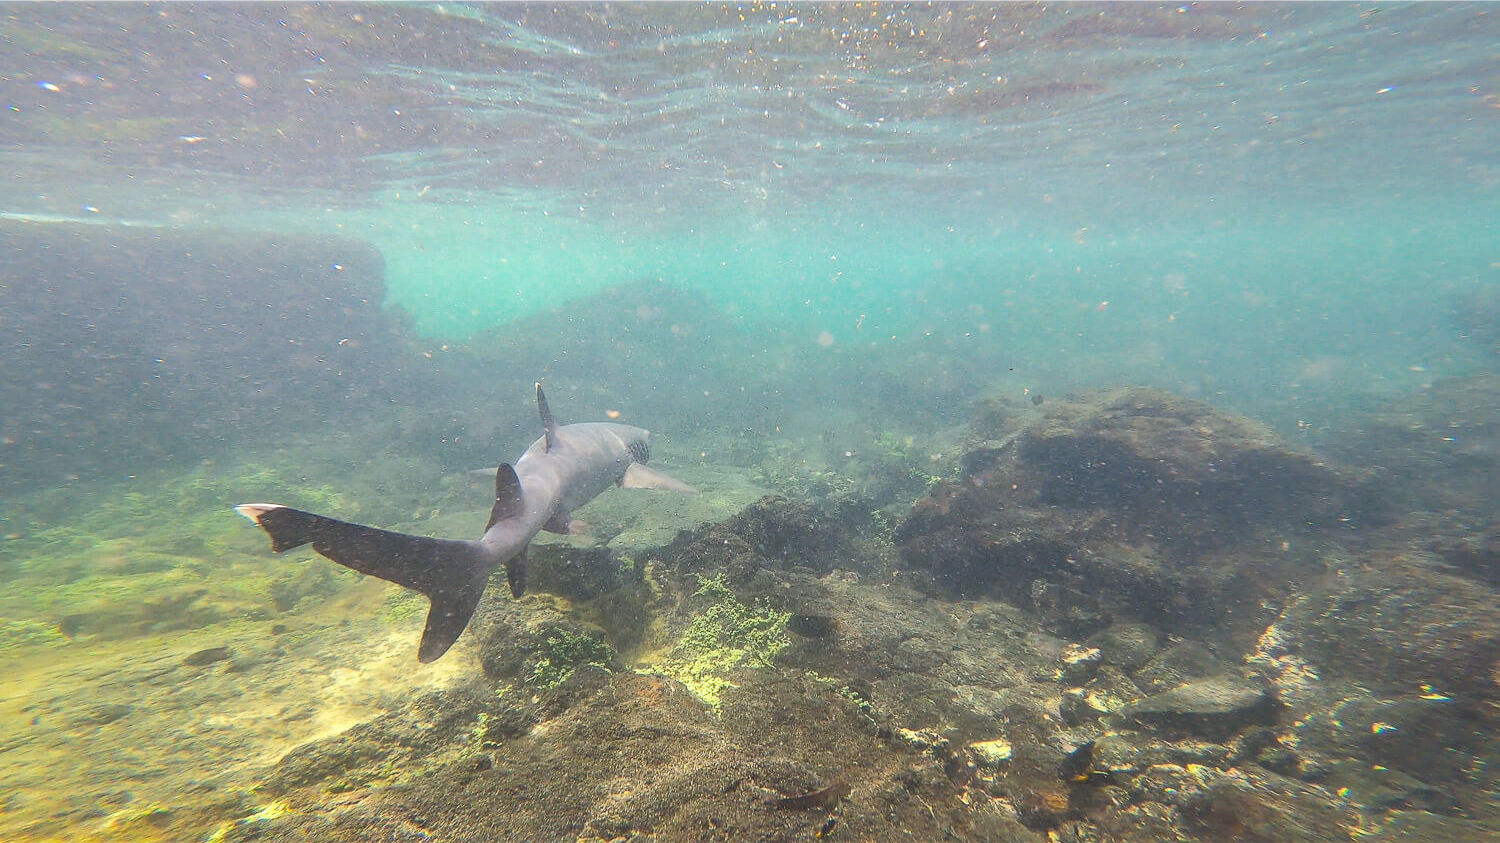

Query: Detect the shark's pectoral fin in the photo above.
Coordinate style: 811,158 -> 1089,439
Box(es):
621,462 -> 698,494
541,509 -> 594,536
541,509 -> 572,534
505,547 -> 528,598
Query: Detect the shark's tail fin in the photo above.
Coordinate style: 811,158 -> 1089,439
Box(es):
235,504 -> 493,662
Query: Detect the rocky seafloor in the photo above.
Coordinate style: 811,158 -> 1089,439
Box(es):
3,222 -> 1497,841
6,375 -> 1497,842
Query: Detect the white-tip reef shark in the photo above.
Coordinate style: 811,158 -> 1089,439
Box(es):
236,382 -> 696,663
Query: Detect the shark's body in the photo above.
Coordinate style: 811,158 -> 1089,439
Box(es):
237,383 -> 695,662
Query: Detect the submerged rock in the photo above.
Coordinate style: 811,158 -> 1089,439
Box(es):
0,219 -> 409,492
1268,553 -> 1500,706
1326,373 -> 1500,511
898,387 -> 1365,642
1086,622 -> 1162,672
665,494 -> 856,582
181,646 -> 232,667
1178,774 -> 1357,843
1016,388 -> 1367,533
190,485 -> 1498,841
260,683 -> 529,796
1121,676 -> 1280,741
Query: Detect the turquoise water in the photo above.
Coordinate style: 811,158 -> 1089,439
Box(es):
8,3 -> 1492,409
2,4 -> 1499,841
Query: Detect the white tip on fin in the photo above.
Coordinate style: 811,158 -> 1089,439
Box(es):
234,503 -> 284,523
537,381 -> 559,451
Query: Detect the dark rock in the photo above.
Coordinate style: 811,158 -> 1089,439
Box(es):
1179,774 -> 1357,843
1002,741 -> 1077,829
1233,728 -> 1306,777
1056,643 -> 1103,686
1318,759 -> 1457,814
1319,374 -> 1500,521
1429,520 -> 1500,588
1360,812 -> 1500,841
1294,692 -> 1484,788
1270,554 -> 1500,706
182,647 -> 232,667
0,219 -> 410,492
1015,387 -> 1367,537
1121,676 -> 1279,740
1087,622 -> 1162,671
525,544 -> 642,603
1058,690 -> 1100,727
664,495 -> 855,582
1130,640 -> 1227,693
74,703 -> 134,727
898,388 -> 1360,642
786,613 -> 838,638
1067,665 -> 1145,724
1089,733 -> 1232,780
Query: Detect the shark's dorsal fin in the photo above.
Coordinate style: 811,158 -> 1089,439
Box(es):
486,463 -> 524,531
536,381 -> 559,451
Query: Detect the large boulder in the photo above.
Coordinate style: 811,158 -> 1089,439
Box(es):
1264,552 -> 1500,707
0,219 -> 411,490
898,388 -> 1368,641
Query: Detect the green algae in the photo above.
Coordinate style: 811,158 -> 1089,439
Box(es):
525,625 -> 615,689
645,573 -> 790,709
381,587 -> 426,623
0,617 -> 68,652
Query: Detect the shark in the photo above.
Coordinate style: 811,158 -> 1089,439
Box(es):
236,382 -> 696,663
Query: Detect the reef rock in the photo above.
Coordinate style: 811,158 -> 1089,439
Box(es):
1120,676 -> 1280,741
663,494 -> 858,584
0,219 -> 410,492
1262,551 -> 1500,707
898,388 -> 1367,641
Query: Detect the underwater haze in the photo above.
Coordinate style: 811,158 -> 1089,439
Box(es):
2,4 -> 1500,842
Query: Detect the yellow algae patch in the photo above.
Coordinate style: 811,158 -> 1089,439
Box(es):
639,574 -> 790,708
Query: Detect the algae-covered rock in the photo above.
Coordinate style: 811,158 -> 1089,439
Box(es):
1016,388 -> 1366,532
0,219 -> 410,492
1268,553 -> 1500,705
665,494 -> 857,582
641,573 -> 791,708
1121,676 -> 1280,741
261,683 -> 530,795
474,596 -> 619,689
1087,622 -> 1162,672
897,387 -> 1360,642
